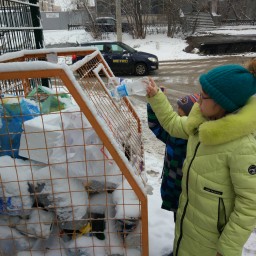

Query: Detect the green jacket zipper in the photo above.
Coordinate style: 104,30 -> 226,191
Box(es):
175,142 -> 200,256
217,198 -> 227,234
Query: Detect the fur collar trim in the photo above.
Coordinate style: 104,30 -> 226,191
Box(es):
186,97 -> 256,145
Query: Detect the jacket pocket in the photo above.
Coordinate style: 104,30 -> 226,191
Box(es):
192,176 -> 235,242
217,198 -> 227,234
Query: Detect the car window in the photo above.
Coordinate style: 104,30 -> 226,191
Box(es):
107,19 -> 115,25
105,44 -> 112,53
93,44 -> 104,52
110,44 -> 124,53
96,19 -> 105,24
118,42 -> 136,53
96,18 -> 116,25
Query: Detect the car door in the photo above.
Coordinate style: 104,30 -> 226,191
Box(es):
103,43 -> 134,74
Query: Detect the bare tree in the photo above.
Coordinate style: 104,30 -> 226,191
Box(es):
121,0 -> 151,39
96,0 -> 115,17
163,0 -> 191,37
71,0 -> 95,21
219,0 -> 250,20
70,0 -> 103,38
191,0 -> 198,12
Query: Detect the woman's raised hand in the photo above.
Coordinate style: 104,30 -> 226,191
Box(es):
146,77 -> 159,98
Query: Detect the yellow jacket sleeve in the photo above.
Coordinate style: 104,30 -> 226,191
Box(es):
147,90 -> 189,140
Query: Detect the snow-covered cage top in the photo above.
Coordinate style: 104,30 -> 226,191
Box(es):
0,57 -> 149,255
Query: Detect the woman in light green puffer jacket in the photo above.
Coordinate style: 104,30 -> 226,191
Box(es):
147,59 -> 256,256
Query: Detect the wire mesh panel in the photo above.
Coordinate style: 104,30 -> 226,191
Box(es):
0,48 -> 144,177
0,57 -> 148,255
0,0 -> 43,55
70,53 -> 145,184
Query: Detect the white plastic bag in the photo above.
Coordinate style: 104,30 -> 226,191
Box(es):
0,156 -> 37,216
15,208 -> 54,239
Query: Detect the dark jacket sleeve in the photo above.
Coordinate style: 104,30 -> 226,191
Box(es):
147,103 -> 168,144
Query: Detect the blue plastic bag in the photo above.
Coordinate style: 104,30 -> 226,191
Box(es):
0,97 -> 40,158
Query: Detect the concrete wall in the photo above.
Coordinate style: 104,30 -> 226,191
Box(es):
41,10 -> 89,30
41,12 -> 70,30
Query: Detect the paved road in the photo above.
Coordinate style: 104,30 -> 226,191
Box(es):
148,55 -> 254,106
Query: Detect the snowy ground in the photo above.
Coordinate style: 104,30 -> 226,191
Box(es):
44,27 -> 256,62
44,28 -> 256,255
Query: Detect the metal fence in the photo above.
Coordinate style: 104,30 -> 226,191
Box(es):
0,0 -> 43,55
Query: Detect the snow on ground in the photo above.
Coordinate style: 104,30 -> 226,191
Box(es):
44,29 -> 196,61
43,28 -> 256,255
44,27 -> 256,62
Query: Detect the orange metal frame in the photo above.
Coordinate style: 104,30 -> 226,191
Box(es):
0,47 -> 142,131
0,57 -> 148,255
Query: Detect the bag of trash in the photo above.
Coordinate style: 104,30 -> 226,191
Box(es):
112,179 -> 140,220
103,192 -> 125,255
0,226 -> 36,255
18,225 -> 68,256
0,155 -> 37,216
30,166 -> 88,223
15,208 -> 54,239
27,85 -> 73,114
0,96 -> 40,158
66,236 -> 106,256
52,107 -> 123,190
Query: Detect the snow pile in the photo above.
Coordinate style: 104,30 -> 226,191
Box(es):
113,179 -> 140,219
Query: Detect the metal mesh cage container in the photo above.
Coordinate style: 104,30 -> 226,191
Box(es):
0,48 -> 148,256
0,0 -> 43,55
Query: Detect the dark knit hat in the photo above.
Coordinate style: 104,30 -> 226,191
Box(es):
199,64 -> 256,112
177,93 -> 200,116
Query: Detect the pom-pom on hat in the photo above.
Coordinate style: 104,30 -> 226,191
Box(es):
177,93 -> 200,116
199,64 -> 256,112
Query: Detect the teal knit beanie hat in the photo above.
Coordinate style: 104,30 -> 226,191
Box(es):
199,64 -> 256,112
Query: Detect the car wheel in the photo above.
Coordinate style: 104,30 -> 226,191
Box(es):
135,63 -> 147,76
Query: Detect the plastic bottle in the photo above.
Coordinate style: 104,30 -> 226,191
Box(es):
107,77 -> 149,100
107,77 -> 121,100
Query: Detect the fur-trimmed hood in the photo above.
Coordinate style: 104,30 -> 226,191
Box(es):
186,96 -> 256,145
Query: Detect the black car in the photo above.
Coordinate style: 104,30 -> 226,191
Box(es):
72,41 -> 158,76
94,17 -> 131,33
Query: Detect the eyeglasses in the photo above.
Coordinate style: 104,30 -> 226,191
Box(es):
199,93 -> 211,101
